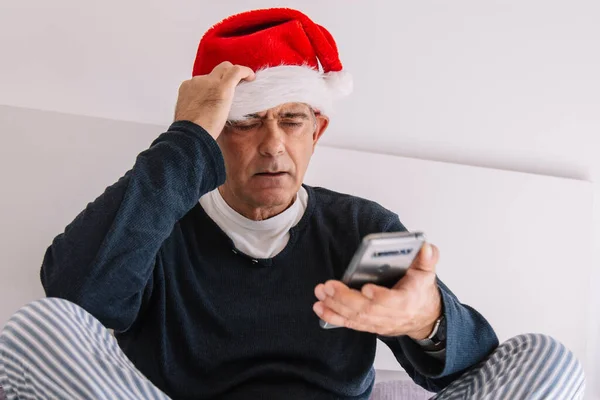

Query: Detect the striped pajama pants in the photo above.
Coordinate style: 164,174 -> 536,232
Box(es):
0,298 -> 586,400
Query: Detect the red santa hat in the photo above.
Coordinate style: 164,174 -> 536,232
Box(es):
193,8 -> 353,120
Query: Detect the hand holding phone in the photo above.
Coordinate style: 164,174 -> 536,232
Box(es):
319,231 -> 425,329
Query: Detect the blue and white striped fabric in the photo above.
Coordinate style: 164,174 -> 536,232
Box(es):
0,298 -> 168,400
431,334 -> 586,399
0,298 -> 586,399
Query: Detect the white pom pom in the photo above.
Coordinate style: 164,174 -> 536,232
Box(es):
323,70 -> 353,97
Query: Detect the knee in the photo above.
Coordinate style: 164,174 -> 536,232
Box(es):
503,333 -> 578,363
1,297 -> 78,341
503,333 -> 576,361
502,334 -> 585,394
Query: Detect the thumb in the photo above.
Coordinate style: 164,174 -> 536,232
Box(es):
409,243 -> 439,273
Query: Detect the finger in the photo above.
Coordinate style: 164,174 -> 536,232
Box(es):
313,301 -> 347,327
211,61 -> 234,77
313,301 -> 394,335
222,64 -> 256,86
178,79 -> 190,93
361,284 -> 404,308
320,281 -> 370,318
321,281 -> 395,325
408,243 -> 439,273
314,283 -> 328,301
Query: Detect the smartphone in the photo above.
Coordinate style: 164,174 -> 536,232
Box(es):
319,231 -> 426,329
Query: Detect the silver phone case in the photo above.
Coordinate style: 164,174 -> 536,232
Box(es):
320,231 -> 425,329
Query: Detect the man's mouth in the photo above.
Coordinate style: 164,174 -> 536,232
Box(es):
256,172 -> 287,177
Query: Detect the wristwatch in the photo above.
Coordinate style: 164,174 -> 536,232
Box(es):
414,314 -> 446,352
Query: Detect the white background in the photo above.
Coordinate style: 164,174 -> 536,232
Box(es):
1,0 -> 599,396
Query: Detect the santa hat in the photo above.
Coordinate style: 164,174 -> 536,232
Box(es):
193,8 -> 353,120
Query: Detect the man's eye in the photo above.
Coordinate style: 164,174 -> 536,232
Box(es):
281,121 -> 303,127
232,123 -> 259,131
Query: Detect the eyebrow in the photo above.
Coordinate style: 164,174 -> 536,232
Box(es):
279,112 -> 310,119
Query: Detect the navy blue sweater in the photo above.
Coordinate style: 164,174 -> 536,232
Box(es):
41,121 -> 498,399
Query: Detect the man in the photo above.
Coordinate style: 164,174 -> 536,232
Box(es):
0,8 -> 585,400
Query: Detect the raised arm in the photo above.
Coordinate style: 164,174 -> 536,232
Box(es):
41,63 -> 256,331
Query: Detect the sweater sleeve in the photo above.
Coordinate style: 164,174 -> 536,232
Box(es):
40,121 -> 226,331
377,216 -> 499,393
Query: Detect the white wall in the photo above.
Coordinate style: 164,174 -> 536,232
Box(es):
0,106 -> 159,322
1,0 -> 599,395
1,0 -> 598,179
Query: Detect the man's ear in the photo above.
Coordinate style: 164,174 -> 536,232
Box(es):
312,114 -> 329,149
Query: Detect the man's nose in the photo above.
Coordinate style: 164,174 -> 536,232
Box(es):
258,122 -> 286,157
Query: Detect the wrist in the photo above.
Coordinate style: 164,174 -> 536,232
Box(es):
409,290 -> 443,340
412,314 -> 446,353
173,117 -> 221,140
409,318 -> 439,341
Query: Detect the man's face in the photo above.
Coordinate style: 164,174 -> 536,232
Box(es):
216,102 -> 329,212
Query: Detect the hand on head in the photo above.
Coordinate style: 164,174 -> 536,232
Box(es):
174,62 -> 255,139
